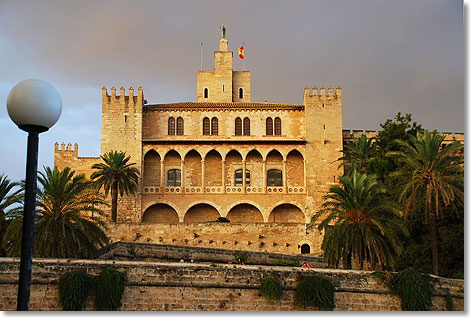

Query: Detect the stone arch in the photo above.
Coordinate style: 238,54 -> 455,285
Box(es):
268,203 -> 305,223
227,203 -> 264,223
301,244 -> 311,254
164,150 -> 181,186
246,150 -> 263,187
184,203 -> 221,223
205,149 -> 222,186
142,203 -> 179,223
184,150 -> 202,186
224,149 -> 243,187
297,240 -> 314,255
143,150 -> 161,186
286,149 -> 304,187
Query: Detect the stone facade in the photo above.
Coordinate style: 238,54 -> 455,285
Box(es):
53,32 -> 464,256
0,258 -> 463,311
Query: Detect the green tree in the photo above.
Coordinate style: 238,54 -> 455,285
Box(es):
387,130 -> 463,276
2,167 -> 109,258
312,169 -> 407,270
338,134 -> 376,174
0,174 -> 22,256
369,112 -> 422,181
91,151 -> 140,223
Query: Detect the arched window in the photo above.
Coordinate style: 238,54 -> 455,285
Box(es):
243,117 -> 250,135
168,117 -> 175,135
235,117 -> 242,135
234,169 -> 250,186
211,117 -> 218,135
239,88 -> 244,99
300,244 -> 310,254
274,117 -> 281,135
167,169 -> 181,186
267,169 -> 282,186
203,117 -> 210,135
266,117 -> 273,135
204,88 -> 208,99
176,117 -> 184,135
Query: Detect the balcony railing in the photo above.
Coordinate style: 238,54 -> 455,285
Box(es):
142,186 -> 305,194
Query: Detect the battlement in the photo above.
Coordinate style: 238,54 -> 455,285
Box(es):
102,86 -> 144,105
54,142 -> 78,155
304,85 -> 341,101
342,129 -> 464,145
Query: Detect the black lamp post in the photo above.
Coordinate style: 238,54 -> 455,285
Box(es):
7,79 -> 62,311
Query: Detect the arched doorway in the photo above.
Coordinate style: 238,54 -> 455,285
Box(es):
301,244 -> 311,254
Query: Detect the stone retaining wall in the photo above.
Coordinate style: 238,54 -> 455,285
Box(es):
0,258 -> 463,311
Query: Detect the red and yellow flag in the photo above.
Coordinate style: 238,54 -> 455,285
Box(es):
238,46 -> 244,59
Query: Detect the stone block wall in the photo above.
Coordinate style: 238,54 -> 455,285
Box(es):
0,258 -> 463,311
106,222 -> 323,256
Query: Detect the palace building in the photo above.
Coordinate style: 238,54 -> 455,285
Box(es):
54,32 -> 350,255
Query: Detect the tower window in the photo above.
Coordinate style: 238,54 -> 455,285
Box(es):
239,88 -> 244,99
266,117 -> 273,135
243,117 -> 250,136
234,169 -> 250,186
168,117 -> 175,135
204,88 -> 208,99
300,244 -> 311,254
267,169 -> 282,186
211,117 -> 218,135
176,117 -> 184,135
235,117 -> 242,135
274,117 -> 281,135
203,117 -> 210,135
167,169 -> 181,187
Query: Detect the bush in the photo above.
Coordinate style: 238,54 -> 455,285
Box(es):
388,268 -> 432,311
295,275 -> 335,310
94,267 -> 127,311
234,251 -> 248,264
215,217 -> 230,222
259,276 -> 283,300
58,270 -> 93,311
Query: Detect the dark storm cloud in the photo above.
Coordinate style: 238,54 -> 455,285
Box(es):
0,0 -> 464,181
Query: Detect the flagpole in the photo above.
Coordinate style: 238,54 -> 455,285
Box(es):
200,42 -> 203,71
243,42 -> 245,71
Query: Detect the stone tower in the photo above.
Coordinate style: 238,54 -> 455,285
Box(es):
197,33 -> 250,102
303,85 -> 343,210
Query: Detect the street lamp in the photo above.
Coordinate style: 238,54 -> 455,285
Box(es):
6,79 -> 62,311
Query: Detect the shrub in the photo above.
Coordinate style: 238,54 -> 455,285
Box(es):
234,251 -> 248,264
215,217 -> 230,222
58,270 -> 93,311
388,268 -> 432,311
94,267 -> 127,311
445,292 -> 454,311
295,275 -> 335,310
259,276 -> 283,300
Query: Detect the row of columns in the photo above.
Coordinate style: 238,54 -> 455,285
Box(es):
155,159 -> 306,191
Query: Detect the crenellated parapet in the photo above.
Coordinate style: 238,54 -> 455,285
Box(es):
54,142 -> 79,156
102,86 -> 144,108
304,85 -> 341,103
342,129 -> 464,145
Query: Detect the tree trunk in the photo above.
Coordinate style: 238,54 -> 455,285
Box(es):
111,181 -> 118,223
429,209 -> 439,276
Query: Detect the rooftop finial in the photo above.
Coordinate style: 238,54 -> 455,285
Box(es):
220,25 -> 226,38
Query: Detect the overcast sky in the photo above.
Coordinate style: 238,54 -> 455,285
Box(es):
0,0 -> 465,182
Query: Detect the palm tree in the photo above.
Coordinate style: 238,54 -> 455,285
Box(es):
387,130 -> 464,276
338,134 -> 376,174
312,169 -> 407,270
2,167 -> 109,258
0,174 -> 22,256
91,151 -> 140,222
